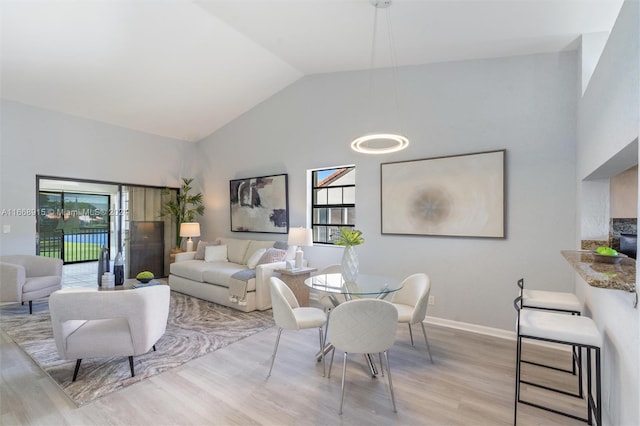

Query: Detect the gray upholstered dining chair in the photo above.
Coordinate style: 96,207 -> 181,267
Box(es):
389,273 -> 433,362
268,277 -> 327,377
327,298 -> 398,415
49,285 -> 170,381
0,254 -> 63,314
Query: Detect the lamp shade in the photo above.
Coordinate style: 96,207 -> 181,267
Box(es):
179,222 -> 201,238
288,227 -> 313,247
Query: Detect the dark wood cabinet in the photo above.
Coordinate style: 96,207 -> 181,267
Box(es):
129,221 -> 165,278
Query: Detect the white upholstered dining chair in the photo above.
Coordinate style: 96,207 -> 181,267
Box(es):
49,285 -> 170,381
327,298 -> 398,414
315,264 -> 346,310
268,277 -> 327,377
389,273 -> 433,362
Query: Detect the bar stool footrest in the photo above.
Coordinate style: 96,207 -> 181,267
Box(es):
518,399 -> 588,423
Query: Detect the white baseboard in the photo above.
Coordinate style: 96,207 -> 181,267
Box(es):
424,316 -> 516,341
424,315 -> 570,352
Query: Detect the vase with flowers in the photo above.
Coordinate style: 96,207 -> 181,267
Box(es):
334,227 -> 364,284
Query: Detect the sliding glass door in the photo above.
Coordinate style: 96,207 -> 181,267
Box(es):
36,176 -> 177,277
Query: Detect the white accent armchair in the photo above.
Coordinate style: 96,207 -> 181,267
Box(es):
0,255 -> 63,314
49,285 -> 170,381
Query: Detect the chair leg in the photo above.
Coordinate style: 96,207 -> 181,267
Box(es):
595,348 -> 602,426
383,350 -> 397,413
129,356 -> 135,377
407,323 -> 414,346
420,322 -> 434,363
328,347 -> 336,378
72,359 -> 82,382
267,328 -> 283,377
29,301 -> 33,315
339,352 -> 348,415
318,326 -> 325,377
514,335 -> 522,425
153,345 -> 156,352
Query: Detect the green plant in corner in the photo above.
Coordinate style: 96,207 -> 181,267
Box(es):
333,227 -> 364,247
160,177 -> 205,249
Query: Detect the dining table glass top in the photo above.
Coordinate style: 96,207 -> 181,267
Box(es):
304,273 -> 402,297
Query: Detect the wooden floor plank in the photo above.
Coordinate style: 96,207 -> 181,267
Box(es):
1,317 -> 586,425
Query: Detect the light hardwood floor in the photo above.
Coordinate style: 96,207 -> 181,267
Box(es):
1,316 -> 588,426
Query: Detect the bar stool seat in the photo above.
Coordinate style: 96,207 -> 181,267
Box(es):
520,310 -> 602,349
514,296 -> 603,425
523,289 -> 582,313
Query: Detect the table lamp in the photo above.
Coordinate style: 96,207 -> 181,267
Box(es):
180,222 -> 200,252
288,227 -> 313,268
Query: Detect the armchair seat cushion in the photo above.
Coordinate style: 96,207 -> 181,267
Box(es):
66,318 -> 134,358
23,276 -> 62,293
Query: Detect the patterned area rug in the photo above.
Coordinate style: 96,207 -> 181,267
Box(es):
0,291 -> 274,406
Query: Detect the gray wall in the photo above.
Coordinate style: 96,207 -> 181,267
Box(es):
576,1 -> 639,425
196,51 -> 578,331
0,101 -> 195,255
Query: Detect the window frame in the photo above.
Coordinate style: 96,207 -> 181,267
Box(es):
309,165 -> 356,245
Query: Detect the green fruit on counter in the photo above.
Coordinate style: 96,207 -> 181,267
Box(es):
596,246 -> 618,256
136,271 -> 154,279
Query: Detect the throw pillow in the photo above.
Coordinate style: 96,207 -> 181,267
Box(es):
273,241 -> 288,250
195,240 -> 219,260
257,248 -> 287,265
246,248 -> 267,269
205,244 -> 228,263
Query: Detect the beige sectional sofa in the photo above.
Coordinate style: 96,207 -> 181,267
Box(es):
168,237 -> 295,312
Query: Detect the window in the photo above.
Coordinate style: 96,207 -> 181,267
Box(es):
310,166 -> 356,244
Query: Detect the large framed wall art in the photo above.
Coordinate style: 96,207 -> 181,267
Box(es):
230,173 -> 289,234
381,149 -> 506,238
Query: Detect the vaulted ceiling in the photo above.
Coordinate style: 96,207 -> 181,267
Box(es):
1,0 -> 624,142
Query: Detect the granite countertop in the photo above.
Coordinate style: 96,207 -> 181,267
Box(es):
561,250 -> 636,292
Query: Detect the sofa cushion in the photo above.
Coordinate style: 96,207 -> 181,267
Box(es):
170,260 -> 214,282
202,262 -> 256,291
246,248 -> 267,269
217,238 -> 250,264
205,245 -> 228,262
243,240 -> 276,264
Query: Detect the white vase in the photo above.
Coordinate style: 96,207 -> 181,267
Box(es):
341,245 -> 359,283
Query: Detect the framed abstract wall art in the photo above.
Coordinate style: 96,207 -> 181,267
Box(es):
230,173 -> 289,234
381,149 -> 506,238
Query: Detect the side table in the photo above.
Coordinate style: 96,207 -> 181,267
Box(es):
275,267 -> 317,307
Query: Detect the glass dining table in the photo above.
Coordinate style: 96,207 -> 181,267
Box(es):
304,273 -> 403,376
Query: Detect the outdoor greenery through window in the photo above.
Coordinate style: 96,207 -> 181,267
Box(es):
38,192 -> 110,263
310,166 -> 356,244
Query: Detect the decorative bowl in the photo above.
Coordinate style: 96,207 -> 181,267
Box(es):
592,252 -> 627,264
137,277 -> 152,283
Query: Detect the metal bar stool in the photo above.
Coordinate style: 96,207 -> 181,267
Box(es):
517,278 -> 582,379
513,296 -> 602,425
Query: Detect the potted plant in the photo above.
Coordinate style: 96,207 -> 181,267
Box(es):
334,227 -> 364,283
160,177 -> 205,250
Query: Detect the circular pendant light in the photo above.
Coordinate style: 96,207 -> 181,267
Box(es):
351,0 -> 409,154
351,133 -> 409,154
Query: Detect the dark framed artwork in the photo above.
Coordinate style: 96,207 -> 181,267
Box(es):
381,149 -> 506,238
230,173 -> 289,234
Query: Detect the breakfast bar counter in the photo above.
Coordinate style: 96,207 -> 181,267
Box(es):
561,250 -> 636,293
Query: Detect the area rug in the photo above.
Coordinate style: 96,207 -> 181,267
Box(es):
0,291 -> 274,406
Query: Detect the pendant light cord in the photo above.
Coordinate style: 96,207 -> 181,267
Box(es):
385,7 -> 404,136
